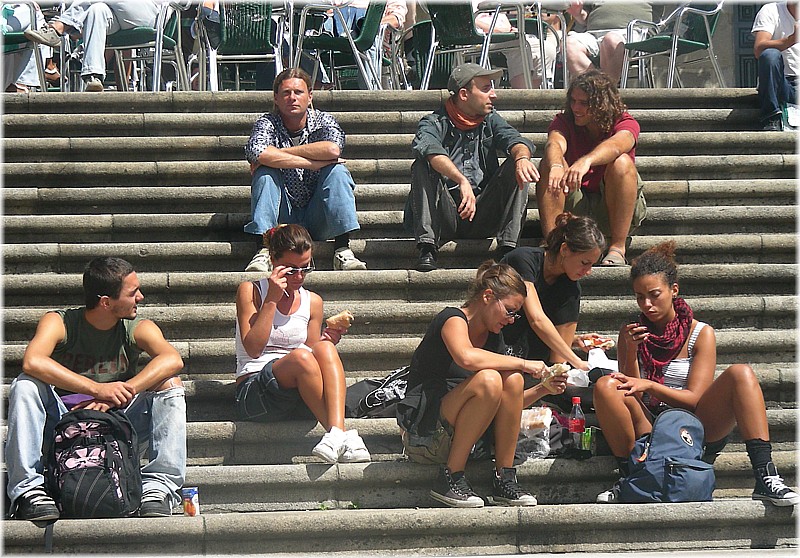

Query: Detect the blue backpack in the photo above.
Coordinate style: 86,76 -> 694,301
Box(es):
618,408 -> 715,503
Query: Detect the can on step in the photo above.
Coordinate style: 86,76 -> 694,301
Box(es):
181,487 -> 200,516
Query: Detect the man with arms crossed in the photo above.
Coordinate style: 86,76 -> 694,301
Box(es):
245,68 -> 366,272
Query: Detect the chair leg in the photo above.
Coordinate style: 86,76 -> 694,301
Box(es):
707,42 -> 725,88
620,50 -> 630,88
115,50 -> 129,92
420,39 -> 437,91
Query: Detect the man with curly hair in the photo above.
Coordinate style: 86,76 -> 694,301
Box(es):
535,69 -> 646,267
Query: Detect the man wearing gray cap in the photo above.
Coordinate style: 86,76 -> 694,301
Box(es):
404,63 -> 539,271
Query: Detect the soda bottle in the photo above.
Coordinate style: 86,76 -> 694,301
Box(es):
568,396 -> 586,449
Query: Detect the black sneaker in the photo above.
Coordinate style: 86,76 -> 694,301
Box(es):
139,490 -> 172,517
489,467 -> 537,506
430,467 -> 484,508
761,114 -> 783,131
752,462 -> 800,506
14,486 -> 60,521
416,244 -> 437,272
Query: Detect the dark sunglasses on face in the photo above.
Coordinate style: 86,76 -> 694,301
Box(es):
284,260 -> 315,275
494,296 -> 521,321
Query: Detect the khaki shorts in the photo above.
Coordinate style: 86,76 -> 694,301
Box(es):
564,172 -> 647,238
401,414 -> 454,465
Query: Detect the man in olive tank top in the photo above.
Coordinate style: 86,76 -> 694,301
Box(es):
6,257 -> 186,521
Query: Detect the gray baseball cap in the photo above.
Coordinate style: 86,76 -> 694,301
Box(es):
447,63 -> 503,94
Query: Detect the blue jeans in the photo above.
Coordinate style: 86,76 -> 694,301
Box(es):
5,374 -> 187,509
757,48 -> 797,120
244,163 -> 360,241
56,0 -> 160,78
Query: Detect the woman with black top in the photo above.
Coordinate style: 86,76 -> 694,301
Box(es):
500,212 -> 608,374
397,262 -> 567,508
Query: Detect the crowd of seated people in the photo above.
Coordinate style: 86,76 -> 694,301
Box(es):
7,2 -> 797,524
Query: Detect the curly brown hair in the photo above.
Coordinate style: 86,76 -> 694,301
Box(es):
564,69 -> 626,135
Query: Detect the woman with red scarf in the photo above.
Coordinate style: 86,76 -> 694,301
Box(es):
592,241 -> 798,506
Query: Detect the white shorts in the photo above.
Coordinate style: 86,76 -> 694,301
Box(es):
567,28 -> 645,58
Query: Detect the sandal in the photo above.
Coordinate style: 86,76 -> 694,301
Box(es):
599,247 -> 628,267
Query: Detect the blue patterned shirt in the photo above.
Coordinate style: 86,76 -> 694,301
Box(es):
245,109 -> 346,207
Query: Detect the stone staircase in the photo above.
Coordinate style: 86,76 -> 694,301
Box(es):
2,88 -> 797,554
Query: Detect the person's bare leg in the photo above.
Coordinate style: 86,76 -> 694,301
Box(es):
272,349 -> 329,427
492,372 -> 524,469
312,340 -> 347,431
602,154 -> 638,261
440,369 -> 503,472
536,154 -> 567,239
599,32 -> 626,85
593,375 -> 651,457
695,364 -> 770,443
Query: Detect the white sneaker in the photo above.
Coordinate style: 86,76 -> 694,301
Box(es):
339,429 -> 371,463
245,248 -> 272,272
83,75 -> 104,92
312,426 -> 345,464
596,478 -> 622,503
333,247 -> 366,271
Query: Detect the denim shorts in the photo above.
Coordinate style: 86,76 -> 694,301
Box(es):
234,361 -> 312,422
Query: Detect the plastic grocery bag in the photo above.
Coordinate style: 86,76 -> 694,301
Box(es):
518,406 -> 553,460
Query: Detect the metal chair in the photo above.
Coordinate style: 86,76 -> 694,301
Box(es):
293,1 -> 387,90
2,2 -> 48,91
480,0 -> 569,89
620,1 -> 725,89
195,1 -> 285,92
105,1 -> 189,92
417,1 -> 526,90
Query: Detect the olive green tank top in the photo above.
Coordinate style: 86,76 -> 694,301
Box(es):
52,308 -> 142,386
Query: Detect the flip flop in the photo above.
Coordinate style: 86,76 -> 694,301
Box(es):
599,247 -> 628,267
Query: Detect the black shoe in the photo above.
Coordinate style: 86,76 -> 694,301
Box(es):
489,467 -> 537,506
139,490 -> 172,517
416,245 -> 438,272
429,467 -> 483,508
752,462 -> 800,506
14,486 -> 60,521
762,115 -> 783,131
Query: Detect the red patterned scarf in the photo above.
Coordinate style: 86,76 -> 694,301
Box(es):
637,297 -> 693,407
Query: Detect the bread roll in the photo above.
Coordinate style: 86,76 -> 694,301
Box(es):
326,310 -> 354,330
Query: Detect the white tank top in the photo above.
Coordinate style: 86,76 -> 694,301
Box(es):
642,321 -> 707,408
234,281 -> 312,379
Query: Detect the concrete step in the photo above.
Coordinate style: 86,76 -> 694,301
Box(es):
4,153 -> 797,188
5,131 -> 795,162
4,499 -> 796,555
179,410 -> 800,465
3,295 -> 796,341
3,234 -> 795,274
3,331 -> 797,383
1,366 -> 794,421
188,450 -> 797,509
3,264 -> 795,307
1,87 -> 763,114
3,205 -> 796,244
4,179 -> 796,217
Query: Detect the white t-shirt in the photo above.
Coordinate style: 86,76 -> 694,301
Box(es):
752,2 -> 800,76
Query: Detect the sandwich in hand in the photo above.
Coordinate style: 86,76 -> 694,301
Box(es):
326,310 -> 354,331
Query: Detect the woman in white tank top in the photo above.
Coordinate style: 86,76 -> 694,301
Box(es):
592,241 -> 798,506
234,225 -> 370,464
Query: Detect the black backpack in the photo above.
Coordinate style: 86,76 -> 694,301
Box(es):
618,408 -> 716,503
345,366 -> 410,418
46,409 -> 142,518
